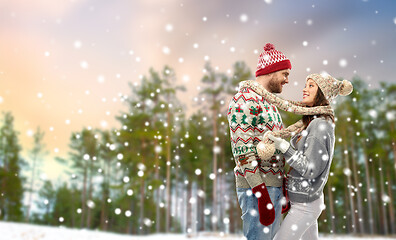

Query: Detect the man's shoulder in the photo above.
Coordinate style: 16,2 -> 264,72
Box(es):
230,87 -> 262,104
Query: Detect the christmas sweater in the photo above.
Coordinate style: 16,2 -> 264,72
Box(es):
283,118 -> 335,203
227,83 -> 285,189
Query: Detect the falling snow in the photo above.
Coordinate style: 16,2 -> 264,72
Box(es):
339,59 -> 348,68
1,1 -> 395,239
240,14 -> 248,22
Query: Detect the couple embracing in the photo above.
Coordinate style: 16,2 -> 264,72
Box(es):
227,43 -> 353,240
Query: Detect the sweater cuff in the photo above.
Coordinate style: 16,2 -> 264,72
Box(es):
284,145 -> 296,160
245,173 -> 263,189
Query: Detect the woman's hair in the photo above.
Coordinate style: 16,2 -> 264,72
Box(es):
302,85 -> 335,129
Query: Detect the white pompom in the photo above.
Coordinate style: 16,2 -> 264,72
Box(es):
339,80 -> 353,96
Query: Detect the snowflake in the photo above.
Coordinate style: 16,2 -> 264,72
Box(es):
249,209 -> 257,216
123,176 -> 130,183
343,168 -> 352,176
86,200 -> 95,209
80,61 -> 88,69
322,154 -> 329,161
125,210 -> 132,217
189,197 -> 196,204
204,209 -> 211,215
339,59 -> 348,68
74,40 -> 82,49
143,218 -> 152,226
165,23 -> 173,32
240,14 -> 248,22
162,46 -> 170,55
291,224 -> 298,231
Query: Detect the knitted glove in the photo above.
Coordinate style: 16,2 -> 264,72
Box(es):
281,177 -> 291,214
257,136 -> 276,161
267,133 -> 290,154
252,183 -> 275,226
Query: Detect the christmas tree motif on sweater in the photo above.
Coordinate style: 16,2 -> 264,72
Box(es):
241,114 -> 248,124
240,87 -> 250,93
277,113 -> 281,123
267,113 -> 273,122
228,84 -> 288,190
231,114 -> 238,124
258,115 -> 266,125
273,113 -> 278,123
251,116 -> 257,127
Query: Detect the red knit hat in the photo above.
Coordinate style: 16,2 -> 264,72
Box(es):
256,43 -> 292,77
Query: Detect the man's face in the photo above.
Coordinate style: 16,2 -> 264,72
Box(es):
267,69 -> 290,93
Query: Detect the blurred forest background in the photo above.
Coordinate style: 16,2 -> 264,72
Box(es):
0,61 -> 395,236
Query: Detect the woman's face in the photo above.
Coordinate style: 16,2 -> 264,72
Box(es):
302,79 -> 318,106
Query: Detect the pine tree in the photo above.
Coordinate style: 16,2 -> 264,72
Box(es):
178,111 -> 212,232
65,128 -> 99,228
26,127 -> 47,222
0,112 -> 24,221
36,180 -> 55,225
97,130 -> 117,231
115,67 -> 184,234
199,62 -> 229,231
52,183 -> 81,227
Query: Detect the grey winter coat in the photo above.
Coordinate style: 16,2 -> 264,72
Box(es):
283,117 -> 335,203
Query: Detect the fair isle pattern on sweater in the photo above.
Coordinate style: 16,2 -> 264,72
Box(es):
228,86 -> 285,189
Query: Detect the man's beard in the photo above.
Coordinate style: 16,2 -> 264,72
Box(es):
267,78 -> 283,93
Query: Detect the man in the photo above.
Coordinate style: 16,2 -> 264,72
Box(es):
227,43 -> 291,240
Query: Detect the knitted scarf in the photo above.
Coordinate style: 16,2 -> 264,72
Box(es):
239,80 -> 335,160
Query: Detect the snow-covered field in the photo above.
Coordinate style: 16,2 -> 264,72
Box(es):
1,221 -> 395,240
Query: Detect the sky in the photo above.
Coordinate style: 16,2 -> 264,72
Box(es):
0,0 -> 396,187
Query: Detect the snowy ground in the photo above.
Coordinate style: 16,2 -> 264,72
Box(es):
1,221 -> 395,240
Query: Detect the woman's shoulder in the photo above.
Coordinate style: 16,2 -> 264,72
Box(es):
307,117 -> 335,133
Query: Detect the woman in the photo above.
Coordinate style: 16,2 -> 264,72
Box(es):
255,73 -> 353,240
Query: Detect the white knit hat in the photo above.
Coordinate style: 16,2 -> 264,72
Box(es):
306,73 -> 353,102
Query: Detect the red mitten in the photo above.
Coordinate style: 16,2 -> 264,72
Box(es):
281,177 -> 291,214
252,183 -> 275,226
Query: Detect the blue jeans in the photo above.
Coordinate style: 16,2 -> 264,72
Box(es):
237,186 -> 282,240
